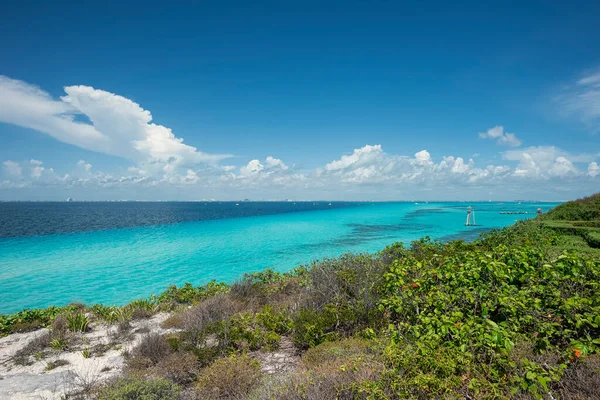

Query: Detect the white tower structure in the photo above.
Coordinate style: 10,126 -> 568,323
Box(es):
465,206 -> 476,226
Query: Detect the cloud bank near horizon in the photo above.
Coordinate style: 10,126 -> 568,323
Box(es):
0,74 -> 598,200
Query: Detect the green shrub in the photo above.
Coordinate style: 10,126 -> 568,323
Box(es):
250,343 -> 386,400
90,304 -> 120,324
544,193 -> 600,221
0,305 -> 79,337
126,298 -> 159,320
157,280 -> 229,308
66,312 -> 90,333
97,377 -> 180,400
196,354 -> 262,399
301,338 -> 379,367
585,231 -> 600,248
49,337 -> 69,351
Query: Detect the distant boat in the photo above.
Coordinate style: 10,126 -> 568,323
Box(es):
328,202 -> 332,206
415,202 -> 419,205
235,203 -> 239,206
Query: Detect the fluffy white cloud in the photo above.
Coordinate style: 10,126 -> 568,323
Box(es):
325,145 -> 385,171
240,159 -> 264,176
265,156 -> 288,170
0,75 -> 597,200
479,126 -> 522,147
2,141 -> 597,200
0,76 -> 231,166
236,156 -> 289,179
589,162 -> 600,177
503,146 -> 592,178
414,150 -> 433,165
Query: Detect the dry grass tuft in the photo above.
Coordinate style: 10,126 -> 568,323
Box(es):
150,352 -> 199,385
127,333 -> 173,371
194,354 -> 262,399
12,331 -> 51,365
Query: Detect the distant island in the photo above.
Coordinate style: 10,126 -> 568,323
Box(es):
1,194 -> 598,399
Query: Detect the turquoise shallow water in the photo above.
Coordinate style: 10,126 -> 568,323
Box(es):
0,202 -> 558,314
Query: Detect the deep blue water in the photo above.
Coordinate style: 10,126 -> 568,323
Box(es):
0,201 -> 559,314
0,202 -> 356,238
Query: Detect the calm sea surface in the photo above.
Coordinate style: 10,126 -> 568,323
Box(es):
0,201 -> 559,313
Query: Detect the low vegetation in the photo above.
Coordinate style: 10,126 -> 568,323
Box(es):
2,193 -> 600,399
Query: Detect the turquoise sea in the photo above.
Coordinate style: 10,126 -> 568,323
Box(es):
0,201 -> 559,314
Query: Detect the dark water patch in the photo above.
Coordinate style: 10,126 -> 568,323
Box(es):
346,222 -> 433,234
280,222 -> 435,255
404,208 -> 450,219
0,202 -> 359,238
438,227 -> 493,243
272,233 -> 398,256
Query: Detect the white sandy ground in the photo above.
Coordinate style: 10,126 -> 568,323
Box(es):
0,313 -> 175,400
0,313 -> 300,399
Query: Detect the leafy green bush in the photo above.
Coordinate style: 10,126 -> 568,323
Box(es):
544,193 -> 600,221
157,280 -> 229,308
585,231 -> 600,248
127,298 -> 158,319
66,312 -> 90,332
378,239 -> 600,398
0,305 -> 79,337
97,377 -> 180,400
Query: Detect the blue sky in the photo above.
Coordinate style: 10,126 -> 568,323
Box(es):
0,0 -> 599,200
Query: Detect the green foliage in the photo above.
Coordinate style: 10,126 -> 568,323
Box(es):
157,280 -> 229,307
81,347 -> 92,358
543,193 -> 600,221
90,304 -> 119,324
585,231 -> 600,248
97,377 -> 180,400
379,237 -> 600,398
66,312 -> 90,332
126,298 -> 159,319
212,305 -> 291,351
50,337 -> 69,350
0,305 -> 79,337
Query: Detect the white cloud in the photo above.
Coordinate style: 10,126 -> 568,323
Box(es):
325,145 -> 385,171
414,150 -> 433,165
265,156 -> 288,170
548,156 -> 579,177
2,142 -> 597,200
240,159 -> 264,176
589,162 -> 600,177
0,76 -> 231,166
1,75 -> 597,200
558,69 -> 600,130
502,146 -> 595,178
235,156 -> 289,180
3,161 -> 22,177
478,126 -> 522,147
